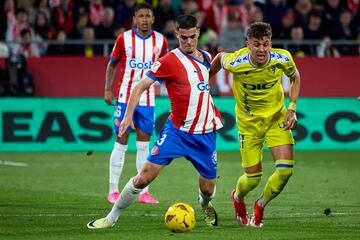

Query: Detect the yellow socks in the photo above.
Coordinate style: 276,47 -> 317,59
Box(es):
235,172 -> 262,201
259,159 -> 294,207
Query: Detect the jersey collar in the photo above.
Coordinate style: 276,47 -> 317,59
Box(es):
134,28 -> 153,40
248,52 -> 271,68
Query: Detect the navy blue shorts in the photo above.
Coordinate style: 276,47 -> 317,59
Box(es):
114,102 -> 155,135
148,119 -> 218,179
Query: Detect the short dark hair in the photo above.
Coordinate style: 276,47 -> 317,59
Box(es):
247,22 -> 272,39
135,2 -> 153,13
176,14 -> 198,30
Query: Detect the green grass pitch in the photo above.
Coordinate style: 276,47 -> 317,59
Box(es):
0,151 -> 359,239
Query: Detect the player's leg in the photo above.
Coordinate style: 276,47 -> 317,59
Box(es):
134,106 -> 158,204
198,177 -> 218,227
185,130 -> 218,226
108,102 -> 130,203
251,110 -> 295,227
87,162 -> 164,229
232,134 -> 263,226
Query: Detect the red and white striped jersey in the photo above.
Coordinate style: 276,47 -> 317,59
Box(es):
146,48 -> 223,134
110,28 -> 168,106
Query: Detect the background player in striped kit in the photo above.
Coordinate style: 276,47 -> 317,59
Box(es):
104,3 -> 168,204
87,14 -> 223,229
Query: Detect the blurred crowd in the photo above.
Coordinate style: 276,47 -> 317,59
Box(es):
0,0 -> 360,58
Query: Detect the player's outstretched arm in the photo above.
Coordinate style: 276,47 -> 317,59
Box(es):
104,61 -> 117,106
284,70 -> 301,130
209,52 -> 226,79
118,76 -> 155,137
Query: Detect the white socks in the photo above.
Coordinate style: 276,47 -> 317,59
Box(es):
109,142 -> 128,193
136,141 -> 150,193
106,177 -> 142,223
198,186 -> 216,208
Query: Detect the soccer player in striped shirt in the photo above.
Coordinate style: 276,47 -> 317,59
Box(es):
210,22 -> 301,228
87,14 -> 223,229
104,3 -> 168,205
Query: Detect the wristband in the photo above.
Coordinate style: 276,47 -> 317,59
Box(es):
288,102 -> 296,111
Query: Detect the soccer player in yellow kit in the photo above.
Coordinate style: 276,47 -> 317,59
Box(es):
210,22 -> 301,228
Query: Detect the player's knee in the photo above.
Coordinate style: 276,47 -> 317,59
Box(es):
133,174 -> 151,189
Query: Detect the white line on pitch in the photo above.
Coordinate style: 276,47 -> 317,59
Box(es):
0,213 -> 101,217
0,160 -> 28,167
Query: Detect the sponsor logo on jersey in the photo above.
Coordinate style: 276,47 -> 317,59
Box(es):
129,59 -> 153,70
243,80 -> 278,90
197,82 -> 210,91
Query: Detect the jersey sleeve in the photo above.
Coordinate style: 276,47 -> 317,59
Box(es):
146,53 -> 172,83
220,49 -> 245,72
110,33 -> 125,63
160,36 -> 169,57
276,49 -> 297,77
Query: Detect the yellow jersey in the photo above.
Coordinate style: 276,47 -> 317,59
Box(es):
221,48 -> 297,121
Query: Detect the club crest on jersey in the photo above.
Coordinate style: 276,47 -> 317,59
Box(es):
153,46 -> 160,55
151,61 -> 161,73
151,145 -> 159,156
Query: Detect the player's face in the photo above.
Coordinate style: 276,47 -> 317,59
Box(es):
247,37 -> 272,66
176,27 -> 199,54
134,8 -> 154,35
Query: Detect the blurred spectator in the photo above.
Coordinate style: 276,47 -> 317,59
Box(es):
12,29 -> 40,57
294,0 -> 313,27
47,30 -> 72,55
6,9 -> 33,54
50,0 -> 74,35
114,0 -> 136,31
219,13 -> 245,52
75,26 -> 102,57
34,0 -> 52,20
179,0 -> 199,15
262,0 -> 287,34
68,12 -> 89,39
304,10 -> 325,54
162,19 -> 176,41
274,9 -> 297,39
33,11 -> 51,55
153,0 -> 176,33
323,0 -> 346,31
88,0 -> 105,27
332,10 -> 357,54
317,36 -> 341,57
288,26 -> 312,56
17,0 -> 38,24
95,6 -> 116,39
204,0 -> 229,33
1,0 -> 16,40
237,0 -> 261,30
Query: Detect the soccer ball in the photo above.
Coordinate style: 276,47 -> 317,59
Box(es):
164,202 -> 196,233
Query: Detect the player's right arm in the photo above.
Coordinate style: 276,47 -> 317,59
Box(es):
104,33 -> 125,105
104,61 -> 117,105
119,76 -> 155,137
209,52 -> 226,79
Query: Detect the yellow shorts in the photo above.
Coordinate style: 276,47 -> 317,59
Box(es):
237,109 -> 295,168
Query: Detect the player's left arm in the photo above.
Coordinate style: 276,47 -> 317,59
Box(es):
209,52 -> 226,79
284,69 -> 301,130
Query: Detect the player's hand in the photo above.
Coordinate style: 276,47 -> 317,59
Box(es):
118,116 -> 135,137
104,89 -> 114,105
284,110 -> 297,130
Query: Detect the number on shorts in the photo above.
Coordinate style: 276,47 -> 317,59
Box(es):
157,133 -> 167,145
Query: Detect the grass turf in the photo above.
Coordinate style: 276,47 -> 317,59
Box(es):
0,151 -> 359,239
